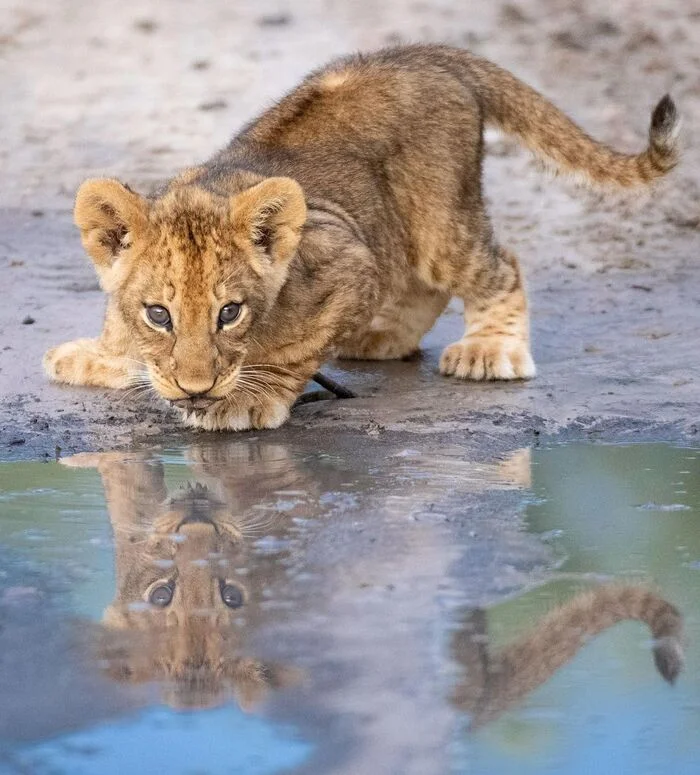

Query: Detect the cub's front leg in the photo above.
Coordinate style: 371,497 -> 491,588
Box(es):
44,296 -> 139,389
43,337 -> 136,389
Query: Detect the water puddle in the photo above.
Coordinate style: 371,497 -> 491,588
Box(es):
0,440 -> 697,774
455,443 -> 700,775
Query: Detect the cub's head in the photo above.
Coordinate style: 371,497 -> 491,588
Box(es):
74,176 -> 307,411
101,481 -> 296,709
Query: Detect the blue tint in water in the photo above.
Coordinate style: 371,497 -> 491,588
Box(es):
1,442 -> 698,775
8,706 -> 311,775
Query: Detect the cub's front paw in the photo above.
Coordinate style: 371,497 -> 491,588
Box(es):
44,341 -> 83,384
44,339 -> 100,386
43,339 -> 132,388
439,336 -> 536,381
250,401 -> 290,430
182,400 -> 291,432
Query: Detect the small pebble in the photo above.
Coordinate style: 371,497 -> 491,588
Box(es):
134,19 -> 158,33
198,100 -> 227,112
257,13 -> 292,27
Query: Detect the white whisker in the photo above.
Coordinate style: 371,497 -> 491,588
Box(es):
228,381 -> 264,404
241,363 -> 305,379
119,356 -> 149,368
235,377 -> 276,403
115,384 -> 155,405
238,370 -> 298,394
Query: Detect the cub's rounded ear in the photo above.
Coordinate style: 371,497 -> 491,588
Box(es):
230,177 -> 307,264
74,178 -> 149,282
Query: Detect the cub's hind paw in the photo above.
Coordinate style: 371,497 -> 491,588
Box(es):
439,336 -> 536,381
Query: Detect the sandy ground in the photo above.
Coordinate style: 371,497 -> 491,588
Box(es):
1,0 -> 699,455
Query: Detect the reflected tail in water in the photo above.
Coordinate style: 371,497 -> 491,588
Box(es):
452,584 -> 683,728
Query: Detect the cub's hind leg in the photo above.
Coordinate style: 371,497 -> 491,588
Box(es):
338,329 -> 422,361
339,286 -> 449,361
440,244 -> 535,381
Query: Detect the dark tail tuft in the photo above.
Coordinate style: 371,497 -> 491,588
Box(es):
651,94 -> 678,137
649,94 -> 680,172
653,636 -> 684,684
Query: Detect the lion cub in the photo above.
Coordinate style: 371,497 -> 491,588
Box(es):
44,45 -> 679,430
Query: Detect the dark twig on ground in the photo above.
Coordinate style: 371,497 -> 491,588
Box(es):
311,372 -> 357,399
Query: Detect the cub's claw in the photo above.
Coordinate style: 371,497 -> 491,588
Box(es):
181,399 -> 291,432
439,335 -> 536,381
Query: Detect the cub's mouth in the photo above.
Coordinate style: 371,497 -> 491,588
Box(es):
176,511 -> 219,533
170,396 -> 221,413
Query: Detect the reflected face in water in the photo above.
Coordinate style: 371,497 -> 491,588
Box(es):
106,483 -> 247,631
65,452 -> 295,710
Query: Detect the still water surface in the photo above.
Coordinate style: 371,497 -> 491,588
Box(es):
0,440 -> 697,774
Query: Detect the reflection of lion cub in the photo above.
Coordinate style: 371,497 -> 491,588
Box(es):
64,452 -> 297,710
44,45 -> 679,431
452,584 -> 683,728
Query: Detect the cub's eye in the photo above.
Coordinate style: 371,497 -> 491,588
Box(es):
220,581 -> 245,609
146,305 -> 172,329
148,582 -> 175,607
218,302 -> 241,328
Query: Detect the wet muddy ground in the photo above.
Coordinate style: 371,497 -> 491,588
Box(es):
1,0 -> 700,772
1,0 -> 699,455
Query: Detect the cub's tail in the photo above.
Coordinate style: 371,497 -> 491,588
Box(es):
452,584 -> 683,728
464,54 -> 680,187
496,584 -> 685,688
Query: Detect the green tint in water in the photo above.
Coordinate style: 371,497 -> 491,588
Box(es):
455,443 -> 700,775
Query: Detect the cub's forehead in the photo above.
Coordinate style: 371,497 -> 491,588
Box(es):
134,189 -> 258,293
143,221 -> 237,283
132,241 -> 256,306
152,214 -> 229,257
150,187 -> 232,251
